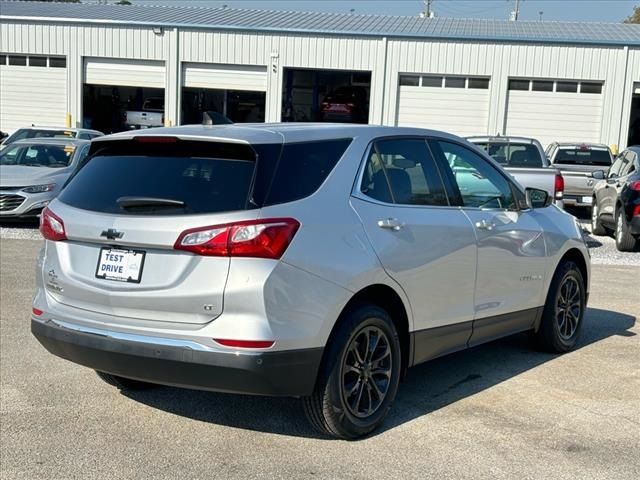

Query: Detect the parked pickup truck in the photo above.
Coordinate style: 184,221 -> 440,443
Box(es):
467,136 -> 564,208
124,98 -> 164,130
545,142 -> 614,209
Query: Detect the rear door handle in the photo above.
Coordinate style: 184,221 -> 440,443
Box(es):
377,218 -> 404,231
475,219 -> 495,231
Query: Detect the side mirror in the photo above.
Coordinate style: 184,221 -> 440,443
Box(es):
525,187 -> 552,209
591,170 -> 606,180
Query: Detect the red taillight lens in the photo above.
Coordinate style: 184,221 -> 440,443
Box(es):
633,205 -> 640,217
630,181 -> 640,192
39,207 -> 67,241
213,339 -> 275,349
32,307 -> 43,316
174,218 -> 300,259
554,173 -> 564,200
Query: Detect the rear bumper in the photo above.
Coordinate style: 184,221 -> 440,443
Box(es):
562,194 -> 593,207
31,317 -> 323,397
630,216 -> 640,236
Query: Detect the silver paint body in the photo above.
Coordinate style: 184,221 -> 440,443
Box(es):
32,124 -> 590,361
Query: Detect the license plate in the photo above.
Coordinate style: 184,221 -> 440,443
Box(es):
582,196 -> 593,204
95,248 -> 145,283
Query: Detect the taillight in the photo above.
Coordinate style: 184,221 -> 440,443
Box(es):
174,218 -> 300,259
134,136 -> 177,144
630,181 -> 640,192
213,339 -> 275,349
39,207 -> 67,241
633,205 -> 640,217
554,173 -> 564,200
32,307 -> 43,316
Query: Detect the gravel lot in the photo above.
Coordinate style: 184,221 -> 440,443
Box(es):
1,231 -> 639,479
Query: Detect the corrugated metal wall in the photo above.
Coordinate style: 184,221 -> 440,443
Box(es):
0,19 -> 637,148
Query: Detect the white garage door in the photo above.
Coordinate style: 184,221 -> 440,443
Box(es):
182,63 -> 267,91
504,79 -> 603,148
396,75 -> 490,137
0,55 -> 67,132
84,58 -> 165,88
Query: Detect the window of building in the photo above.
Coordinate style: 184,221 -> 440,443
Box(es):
399,75 -> 420,87
421,76 -> 443,87
508,79 -> 530,91
28,56 -> 47,67
556,81 -> 578,93
445,77 -> 466,88
580,82 -> 602,94
49,57 -> 67,68
532,80 -> 554,92
8,56 -> 27,66
468,78 -> 490,89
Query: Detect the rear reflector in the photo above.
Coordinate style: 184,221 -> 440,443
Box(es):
32,308 -> 43,316
554,173 -> 564,200
134,136 -> 177,144
39,207 -> 67,241
213,339 -> 275,349
630,181 -> 640,192
633,205 -> 640,217
175,218 -> 300,259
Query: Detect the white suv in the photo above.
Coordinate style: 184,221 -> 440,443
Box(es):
32,124 -> 590,438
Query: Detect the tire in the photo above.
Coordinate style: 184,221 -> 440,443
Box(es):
590,199 -> 607,235
534,261 -> 586,353
302,305 -> 402,439
615,208 -> 638,252
95,371 -> 158,390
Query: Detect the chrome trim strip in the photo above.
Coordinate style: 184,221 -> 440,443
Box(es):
44,318 -> 218,352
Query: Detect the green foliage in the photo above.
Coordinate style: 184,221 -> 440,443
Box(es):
624,5 -> 640,23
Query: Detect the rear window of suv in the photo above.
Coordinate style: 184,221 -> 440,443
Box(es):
473,142 -> 543,168
553,147 -> 612,166
59,137 -> 351,215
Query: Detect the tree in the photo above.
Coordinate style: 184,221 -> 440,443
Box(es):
624,5 -> 640,23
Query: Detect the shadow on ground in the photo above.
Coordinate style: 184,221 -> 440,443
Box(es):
120,307 -> 635,439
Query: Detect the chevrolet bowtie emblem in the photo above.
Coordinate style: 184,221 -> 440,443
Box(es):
101,228 -> 124,240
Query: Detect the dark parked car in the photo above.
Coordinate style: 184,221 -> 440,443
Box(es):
320,86 -> 369,123
591,146 -> 640,251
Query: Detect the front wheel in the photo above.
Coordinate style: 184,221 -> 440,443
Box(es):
534,260 -> 586,353
615,209 -> 638,252
303,305 -> 401,439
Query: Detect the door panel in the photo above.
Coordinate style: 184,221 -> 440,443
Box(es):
430,139 -> 547,324
352,198 -> 477,330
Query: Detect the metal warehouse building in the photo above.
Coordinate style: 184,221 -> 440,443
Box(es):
1,1 -> 640,149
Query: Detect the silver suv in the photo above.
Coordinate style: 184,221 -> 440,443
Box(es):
32,124 -> 590,439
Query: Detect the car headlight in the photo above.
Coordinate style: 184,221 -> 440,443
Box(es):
22,184 -> 56,194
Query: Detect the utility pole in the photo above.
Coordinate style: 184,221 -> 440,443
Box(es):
421,0 -> 434,19
510,0 -> 521,21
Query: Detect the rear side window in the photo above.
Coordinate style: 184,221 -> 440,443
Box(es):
59,140 -> 260,215
474,142 -> 543,168
264,139 -> 351,206
553,147 -> 612,166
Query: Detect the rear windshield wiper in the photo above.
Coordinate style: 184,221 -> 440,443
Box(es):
117,196 -> 186,210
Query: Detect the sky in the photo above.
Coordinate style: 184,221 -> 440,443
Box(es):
132,0 -> 639,23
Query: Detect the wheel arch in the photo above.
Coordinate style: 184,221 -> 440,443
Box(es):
327,284 -> 412,378
557,248 -> 589,295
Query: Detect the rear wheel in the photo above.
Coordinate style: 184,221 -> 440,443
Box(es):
535,260 -> 586,353
303,305 -> 401,439
95,371 -> 157,390
590,200 -> 607,235
615,208 -> 638,252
